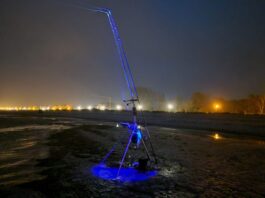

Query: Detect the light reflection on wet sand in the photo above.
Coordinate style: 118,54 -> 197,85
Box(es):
0,124 -> 71,186
0,124 -> 70,133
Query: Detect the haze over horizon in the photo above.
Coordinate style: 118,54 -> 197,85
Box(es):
0,0 -> 265,106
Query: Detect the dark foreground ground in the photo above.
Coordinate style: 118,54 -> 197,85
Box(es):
0,112 -> 264,197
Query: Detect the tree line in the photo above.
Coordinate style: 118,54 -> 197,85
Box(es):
137,87 -> 265,114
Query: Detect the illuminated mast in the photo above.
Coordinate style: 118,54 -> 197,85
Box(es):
69,5 -> 138,101
66,4 -> 157,179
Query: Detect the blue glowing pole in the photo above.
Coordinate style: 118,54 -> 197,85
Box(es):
100,144 -> 117,164
117,130 -> 134,177
106,11 -> 137,99
66,4 -> 138,100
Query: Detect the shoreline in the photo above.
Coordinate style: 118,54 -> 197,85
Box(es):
1,111 -> 265,138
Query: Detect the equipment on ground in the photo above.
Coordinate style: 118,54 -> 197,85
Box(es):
67,3 -> 158,181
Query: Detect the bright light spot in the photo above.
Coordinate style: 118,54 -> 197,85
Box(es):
167,103 -> 174,110
137,125 -> 141,129
99,105 -> 106,111
116,123 -> 120,128
213,133 -> 221,140
87,105 -> 93,110
116,105 -> 122,111
213,103 -> 222,111
0,105 -> 73,111
77,105 -> 82,111
66,105 -> 72,111
40,106 -> 47,111
137,105 -> 143,110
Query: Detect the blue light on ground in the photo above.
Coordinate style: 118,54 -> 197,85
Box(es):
91,164 -> 157,182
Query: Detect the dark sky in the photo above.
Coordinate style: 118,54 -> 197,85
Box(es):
0,0 -> 265,106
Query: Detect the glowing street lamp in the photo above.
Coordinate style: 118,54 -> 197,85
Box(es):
167,103 -> 174,111
77,105 -> 82,111
40,106 -> 47,111
116,104 -> 122,111
87,105 -> 93,110
137,104 -> 143,110
66,105 -> 72,111
213,103 -> 222,111
99,105 -> 106,111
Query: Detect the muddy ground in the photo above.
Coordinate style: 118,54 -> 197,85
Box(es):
0,113 -> 264,197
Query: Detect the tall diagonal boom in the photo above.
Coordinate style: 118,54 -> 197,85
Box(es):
68,4 -> 139,100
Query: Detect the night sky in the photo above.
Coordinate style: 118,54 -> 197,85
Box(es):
0,0 -> 265,106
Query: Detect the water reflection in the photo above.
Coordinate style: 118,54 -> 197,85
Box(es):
0,124 -> 68,186
212,133 -> 221,140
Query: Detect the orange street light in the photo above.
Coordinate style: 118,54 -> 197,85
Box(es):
213,103 -> 222,111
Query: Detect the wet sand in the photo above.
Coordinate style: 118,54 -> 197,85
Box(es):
0,114 -> 264,197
